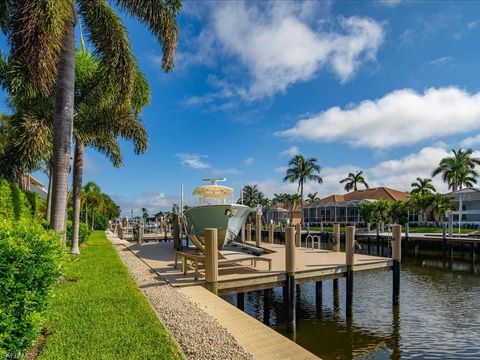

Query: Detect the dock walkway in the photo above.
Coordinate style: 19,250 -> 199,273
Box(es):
179,285 -> 318,360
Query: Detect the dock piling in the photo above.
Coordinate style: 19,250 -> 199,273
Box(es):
236,292 -> 245,311
345,226 -> 355,317
268,222 -> 274,244
392,224 -> 401,306
204,228 -> 218,295
246,223 -> 252,243
315,281 -> 323,317
256,213 -> 262,247
295,223 -> 301,247
285,226 -> 296,333
173,213 -> 180,250
118,226 -> 124,240
333,223 -> 340,252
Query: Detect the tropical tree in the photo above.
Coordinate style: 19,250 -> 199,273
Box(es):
410,177 -> 436,195
82,181 -> 101,230
283,155 -> 323,226
239,185 -> 265,208
307,192 -> 320,202
408,193 -> 432,223
3,0 -> 181,233
429,193 -> 453,222
340,170 -> 369,192
142,207 -> 148,221
432,149 -> 480,191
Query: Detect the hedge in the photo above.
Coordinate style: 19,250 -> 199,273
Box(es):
0,178 -> 45,222
0,220 -> 64,359
66,220 -> 92,247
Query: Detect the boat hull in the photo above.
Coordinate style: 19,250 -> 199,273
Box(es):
183,204 -> 252,249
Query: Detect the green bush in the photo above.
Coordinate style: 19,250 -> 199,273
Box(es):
0,220 -> 64,358
0,178 -> 45,222
93,212 -> 109,231
66,220 -> 92,247
0,179 -> 14,220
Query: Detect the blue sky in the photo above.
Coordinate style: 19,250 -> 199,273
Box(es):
3,0 -> 480,216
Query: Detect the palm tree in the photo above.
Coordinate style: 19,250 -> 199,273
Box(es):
3,1 -> 181,233
239,185 -> 264,208
410,177 -> 436,195
429,193 -> 453,222
70,45 -> 148,254
82,181 -> 101,230
432,149 -> 480,191
408,193 -> 432,223
340,171 -> 369,192
307,192 -> 320,202
283,155 -> 323,226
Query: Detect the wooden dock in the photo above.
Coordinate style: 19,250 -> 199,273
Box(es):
179,285 -> 318,360
125,239 -> 392,295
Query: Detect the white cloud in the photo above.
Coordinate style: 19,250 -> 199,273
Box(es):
247,144 -> 480,199
278,87 -> 480,149
176,153 -> 210,169
468,20 -> 479,29
244,157 -> 255,166
274,166 -> 288,173
112,191 -> 181,217
460,134 -> 480,148
429,56 -> 453,66
184,1 -> 384,103
281,146 -> 300,157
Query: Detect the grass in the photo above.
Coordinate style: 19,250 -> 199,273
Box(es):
38,231 -> 182,360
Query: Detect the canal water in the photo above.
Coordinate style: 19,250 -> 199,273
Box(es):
222,253 -> 480,359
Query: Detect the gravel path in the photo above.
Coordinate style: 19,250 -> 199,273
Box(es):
107,233 -> 254,360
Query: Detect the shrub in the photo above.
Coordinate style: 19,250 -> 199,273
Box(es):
66,220 -> 92,247
93,212 -> 109,231
0,220 -> 64,358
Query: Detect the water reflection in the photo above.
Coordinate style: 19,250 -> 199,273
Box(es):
222,252 -> 480,359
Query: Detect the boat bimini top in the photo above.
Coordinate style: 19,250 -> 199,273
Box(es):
192,178 -> 234,205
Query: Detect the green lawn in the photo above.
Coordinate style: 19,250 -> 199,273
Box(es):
38,231 -> 182,360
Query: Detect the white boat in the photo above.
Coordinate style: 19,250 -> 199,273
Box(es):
183,178 -> 252,249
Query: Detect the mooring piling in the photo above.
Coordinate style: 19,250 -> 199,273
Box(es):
345,225 -> 355,317
392,224 -> 401,306
315,281 -> 323,317
256,213 -> 262,247
204,228 -> 218,295
285,226 -> 296,333
333,224 -> 340,292
268,222 -> 274,244
295,223 -> 301,247
236,292 -> 245,310
246,223 -> 252,243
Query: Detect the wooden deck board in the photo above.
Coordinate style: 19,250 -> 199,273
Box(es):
179,285 -> 319,360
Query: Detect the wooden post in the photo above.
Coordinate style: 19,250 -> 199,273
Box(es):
392,224 -> 401,306
345,226 -> 355,317
118,226 -> 124,240
295,223 -> 301,247
316,281 -> 322,318
268,222 -> 274,243
285,227 -> 296,333
256,212 -> 262,247
204,228 -> 218,295
333,224 -> 340,252
138,224 -> 144,244
173,214 -> 180,250
263,289 -> 271,325
246,223 -> 252,243
241,223 -> 245,244
236,292 -> 245,311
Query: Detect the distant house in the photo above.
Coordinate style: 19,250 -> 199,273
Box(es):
265,202 -> 301,225
28,175 -> 47,200
304,187 -> 412,225
445,188 -> 480,224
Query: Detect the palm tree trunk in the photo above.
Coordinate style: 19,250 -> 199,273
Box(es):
92,209 -> 95,230
300,181 -> 304,226
50,16 -> 76,234
71,140 -> 84,254
46,166 -> 53,221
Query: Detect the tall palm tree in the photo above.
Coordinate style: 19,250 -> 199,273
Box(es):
340,170 -> 369,192
3,0 -> 181,233
432,149 -> 480,191
82,181 -> 101,230
429,193 -> 453,222
410,177 -> 436,195
283,155 -> 323,226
